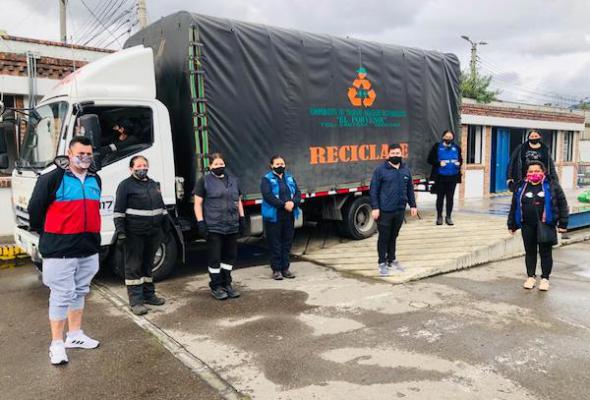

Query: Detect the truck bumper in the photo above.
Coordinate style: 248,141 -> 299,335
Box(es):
14,227 -> 41,264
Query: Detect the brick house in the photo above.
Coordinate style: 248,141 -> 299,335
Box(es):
459,98 -> 585,199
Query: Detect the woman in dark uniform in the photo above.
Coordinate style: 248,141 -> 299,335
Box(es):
260,155 -> 301,280
194,153 -> 245,300
114,155 -> 168,315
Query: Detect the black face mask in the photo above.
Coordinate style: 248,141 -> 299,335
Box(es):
529,138 -> 541,145
443,139 -> 453,145
133,169 -> 148,180
389,156 -> 402,165
272,166 -> 285,175
211,167 -> 225,176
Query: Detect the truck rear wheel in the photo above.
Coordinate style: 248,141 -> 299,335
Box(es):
110,231 -> 178,282
338,196 -> 377,240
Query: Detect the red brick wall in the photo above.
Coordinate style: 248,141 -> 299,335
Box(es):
0,52 -> 88,80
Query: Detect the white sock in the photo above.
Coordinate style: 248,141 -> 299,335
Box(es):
51,340 -> 64,346
67,330 -> 82,338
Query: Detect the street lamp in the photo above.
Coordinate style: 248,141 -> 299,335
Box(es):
461,35 -> 488,81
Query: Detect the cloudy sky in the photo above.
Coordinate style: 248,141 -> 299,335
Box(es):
1,0 -> 589,106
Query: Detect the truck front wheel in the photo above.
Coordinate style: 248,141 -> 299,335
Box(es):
337,196 -> 377,240
110,231 -> 178,282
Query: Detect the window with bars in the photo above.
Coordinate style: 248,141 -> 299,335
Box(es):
563,131 -> 574,162
467,125 -> 483,164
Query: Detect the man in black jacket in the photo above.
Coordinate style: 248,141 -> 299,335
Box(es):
370,143 -> 418,277
114,155 -> 168,315
507,130 -> 558,191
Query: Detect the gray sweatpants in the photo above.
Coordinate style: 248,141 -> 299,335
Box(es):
42,254 -> 99,320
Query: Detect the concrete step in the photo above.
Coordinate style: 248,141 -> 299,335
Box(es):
297,211 -> 526,284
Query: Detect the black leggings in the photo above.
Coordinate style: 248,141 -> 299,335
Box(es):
436,180 -> 457,217
521,224 -> 553,279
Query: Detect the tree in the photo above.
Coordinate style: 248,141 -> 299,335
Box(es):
460,71 -> 500,104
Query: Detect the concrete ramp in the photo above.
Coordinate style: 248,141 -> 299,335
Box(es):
293,212 -> 525,284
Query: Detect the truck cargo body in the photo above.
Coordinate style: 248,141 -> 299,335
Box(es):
125,11 -> 460,214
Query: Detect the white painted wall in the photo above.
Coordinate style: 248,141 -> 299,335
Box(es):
561,166 -> 575,190
580,140 -> 590,162
0,188 -> 15,236
464,169 -> 485,198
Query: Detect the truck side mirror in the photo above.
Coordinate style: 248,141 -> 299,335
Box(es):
79,114 -> 103,170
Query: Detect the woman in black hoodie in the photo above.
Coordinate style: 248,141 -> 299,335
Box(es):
507,130 -> 558,191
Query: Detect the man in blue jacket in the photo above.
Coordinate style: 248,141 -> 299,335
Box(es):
370,143 -> 418,276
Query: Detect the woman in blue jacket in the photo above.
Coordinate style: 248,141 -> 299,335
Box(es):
427,130 -> 463,226
507,161 -> 568,291
261,155 -> 302,280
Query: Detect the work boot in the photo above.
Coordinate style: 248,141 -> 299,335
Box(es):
378,262 -> 389,277
445,216 -> 454,226
282,270 -> 296,279
225,285 -> 241,298
211,287 -> 229,300
272,271 -> 283,280
144,295 -> 166,306
539,278 -> 550,291
436,215 -> 443,225
131,304 -> 149,315
523,277 -> 536,290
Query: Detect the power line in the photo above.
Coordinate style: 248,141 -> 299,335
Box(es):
79,0 -> 124,47
74,0 -> 117,42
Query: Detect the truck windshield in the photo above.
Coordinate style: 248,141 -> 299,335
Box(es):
19,101 -> 69,169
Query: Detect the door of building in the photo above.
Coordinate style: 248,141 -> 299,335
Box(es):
491,127 -> 510,193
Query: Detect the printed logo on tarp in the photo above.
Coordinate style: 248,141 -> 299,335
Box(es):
309,66 -> 407,129
348,67 -> 376,108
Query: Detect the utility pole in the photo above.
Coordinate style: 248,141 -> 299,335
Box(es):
59,0 -> 68,43
461,35 -> 487,82
137,0 -> 148,28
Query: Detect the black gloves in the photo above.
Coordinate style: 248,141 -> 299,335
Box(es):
239,216 -> 246,235
197,220 -> 208,238
116,232 -> 126,246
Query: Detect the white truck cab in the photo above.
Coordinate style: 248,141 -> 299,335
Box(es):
8,46 -> 180,279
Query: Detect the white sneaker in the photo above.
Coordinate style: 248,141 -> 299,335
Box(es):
65,331 -> 100,349
523,277 -> 536,290
49,342 -> 69,365
539,279 -> 550,291
379,263 -> 389,277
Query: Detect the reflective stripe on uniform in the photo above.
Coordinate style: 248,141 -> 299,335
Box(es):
208,267 -> 221,274
220,263 -> 233,271
109,143 -> 117,151
113,212 -> 126,218
125,208 -> 167,216
125,278 -> 144,285
143,276 -> 153,283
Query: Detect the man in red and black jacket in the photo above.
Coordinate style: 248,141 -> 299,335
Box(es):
28,136 -> 102,366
